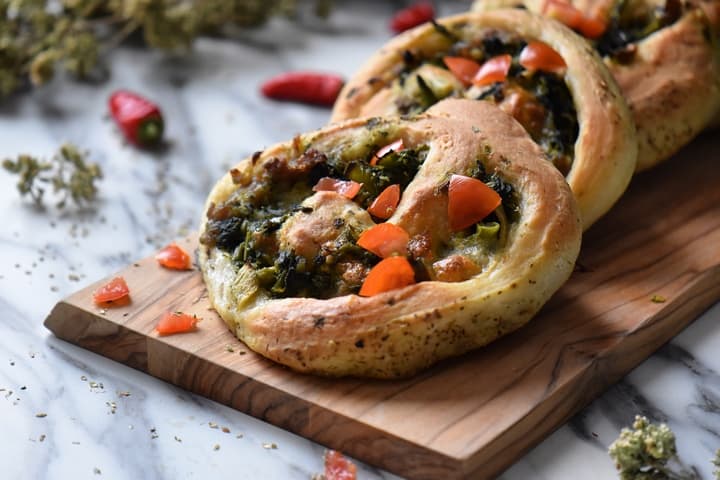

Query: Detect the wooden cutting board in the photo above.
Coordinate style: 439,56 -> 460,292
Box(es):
44,133 -> 720,480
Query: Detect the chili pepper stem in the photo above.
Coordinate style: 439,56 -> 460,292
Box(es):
138,119 -> 164,146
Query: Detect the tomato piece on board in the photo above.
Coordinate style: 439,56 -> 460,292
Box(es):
472,54 -> 512,86
357,223 -> 410,258
93,277 -> 130,305
367,184 -> 401,219
519,41 -> 567,73
370,139 -> 404,166
448,174 -> 502,231
324,450 -> 357,480
313,177 -> 363,199
359,256 -> 416,297
156,311 -> 200,336
544,0 -> 584,29
443,56 -> 481,86
155,243 -> 192,270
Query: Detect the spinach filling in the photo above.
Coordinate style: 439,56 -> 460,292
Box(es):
512,72 -> 578,176
200,133 -> 429,298
596,0 -> 683,61
201,119 -> 522,296
346,147 -> 427,207
394,30 -> 579,175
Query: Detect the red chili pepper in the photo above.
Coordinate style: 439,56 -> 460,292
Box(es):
390,2 -> 435,34
260,72 -> 344,106
109,90 -> 164,147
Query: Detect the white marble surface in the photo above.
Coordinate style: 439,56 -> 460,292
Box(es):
1,2 -> 719,479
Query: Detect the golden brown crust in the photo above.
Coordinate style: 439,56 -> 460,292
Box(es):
691,0 -> 720,35
609,9 -> 720,169
199,99 -> 582,379
472,1 -> 720,170
330,10 -> 637,230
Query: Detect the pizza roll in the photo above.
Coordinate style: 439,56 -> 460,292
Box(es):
330,10 -> 637,230
472,0 -> 720,170
199,99 -> 582,379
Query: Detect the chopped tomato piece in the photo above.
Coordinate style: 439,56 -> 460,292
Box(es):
368,184 -> 401,219
357,223 -> 410,258
448,174 -> 502,231
543,0 -> 608,38
370,139 -> 404,166
472,54 -> 512,86
324,450 -> 357,480
578,15 -> 607,39
155,243 -> 192,270
498,88 -> 547,139
544,0 -> 584,29
156,311 -> 200,336
519,41 -> 567,73
313,177 -> 362,199
93,277 -> 130,305
443,56 -> 481,86
359,256 -> 415,297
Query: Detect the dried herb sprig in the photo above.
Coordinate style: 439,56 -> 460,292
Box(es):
3,143 -> 102,208
609,415 -> 704,480
0,0 -> 332,97
713,449 -> 720,480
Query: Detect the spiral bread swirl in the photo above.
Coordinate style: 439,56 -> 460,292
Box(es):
331,10 -> 637,230
199,100 -> 581,379
199,4 -> 719,378
471,0 -> 720,170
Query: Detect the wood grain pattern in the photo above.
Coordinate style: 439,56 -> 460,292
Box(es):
44,134 -> 720,480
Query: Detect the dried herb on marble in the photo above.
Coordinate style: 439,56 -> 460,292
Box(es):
609,415 -> 700,480
2,143 -> 102,208
0,0 -> 332,98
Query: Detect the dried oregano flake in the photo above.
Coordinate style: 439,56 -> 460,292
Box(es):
609,415 -> 707,480
0,0 -> 333,97
2,143 -> 102,208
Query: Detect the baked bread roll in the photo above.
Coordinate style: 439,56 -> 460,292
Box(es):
199,99 -> 582,379
330,10 -> 637,230
472,0 -> 720,170
694,0 -> 720,129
